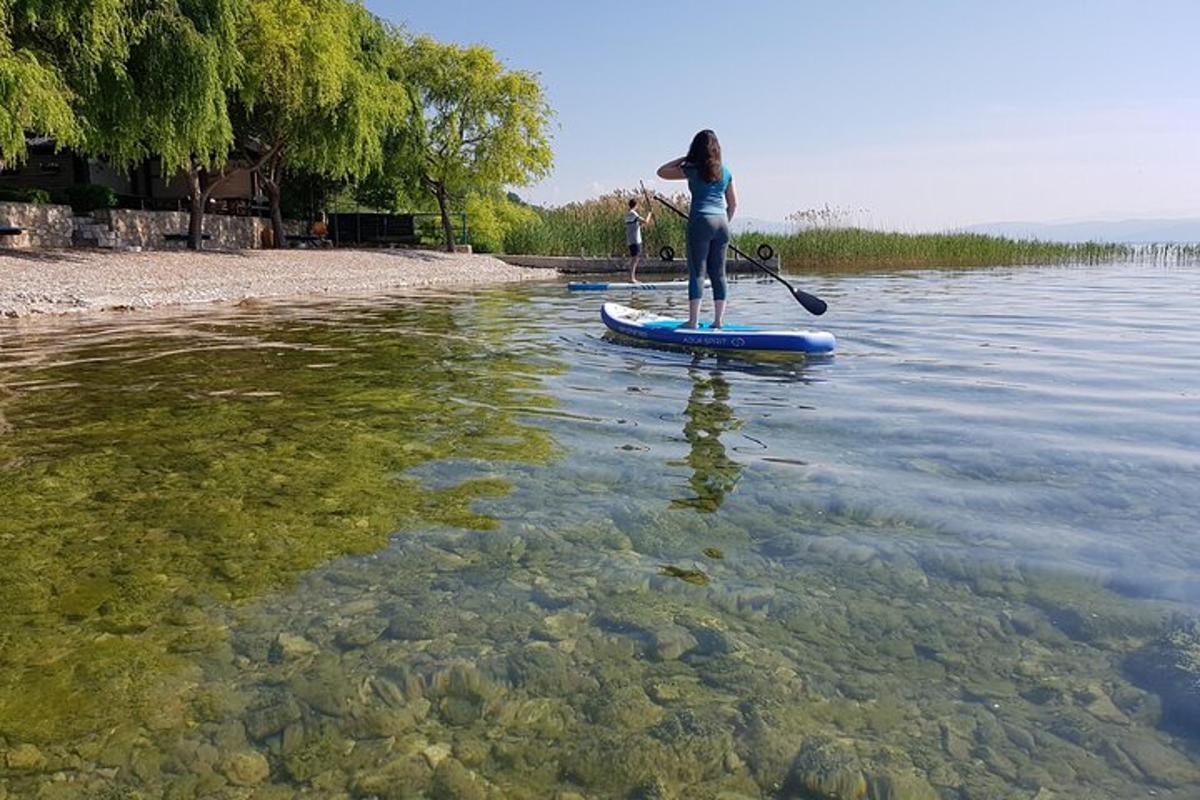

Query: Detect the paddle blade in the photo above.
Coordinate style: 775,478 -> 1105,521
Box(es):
793,289 -> 827,316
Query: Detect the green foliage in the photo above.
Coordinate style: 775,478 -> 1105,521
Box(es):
237,0 -> 403,176
79,0 -> 244,171
62,181 -> 117,212
382,35 -> 553,250
0,42 -> 79,163
504,189 -> 683,257
1,0 -> 245,170
464,191 -> 540,253
236,0 -> 405,243
0,0 -> 107,162
0,186 -> 50,203
404,36 -> 553,192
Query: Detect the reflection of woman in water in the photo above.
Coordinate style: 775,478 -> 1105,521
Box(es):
670,371 -> 744,513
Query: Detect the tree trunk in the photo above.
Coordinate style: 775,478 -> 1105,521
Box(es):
186,165 -> 205,251
263,181 -> 284,248
259,158 -> 287,249
435,184 -> 454,252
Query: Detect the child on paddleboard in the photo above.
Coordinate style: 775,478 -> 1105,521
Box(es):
624,198 -> 652,282
656,129 -> 737,328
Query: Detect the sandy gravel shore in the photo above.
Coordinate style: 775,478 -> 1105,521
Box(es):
0,248 -> 547,317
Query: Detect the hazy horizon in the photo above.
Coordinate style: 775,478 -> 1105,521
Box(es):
368,0 -> 1199,230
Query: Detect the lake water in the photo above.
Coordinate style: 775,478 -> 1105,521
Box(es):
1,261 -> 1198,799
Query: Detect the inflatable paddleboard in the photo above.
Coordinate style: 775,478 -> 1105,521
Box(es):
600,302 -> 835,354
568,280 -> 707,291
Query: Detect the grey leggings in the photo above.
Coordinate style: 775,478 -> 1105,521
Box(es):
686,214 -> 730,301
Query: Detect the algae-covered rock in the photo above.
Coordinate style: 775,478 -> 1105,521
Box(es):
507,643 -> 594,695
350,755 -> 433,800
270,632 -> 319,661
1112,731 -> 1200,787
243,697 -> 302,741
430,757 -> 489,800
649,625 -> 699,662
784,738 -> 867,799
585,684 -> 663,730
220,750 -> 270,785
1125,618 -> 1200,733
866,770 -> 938,800
5,743 -> 46,771
630,776 -> 678,799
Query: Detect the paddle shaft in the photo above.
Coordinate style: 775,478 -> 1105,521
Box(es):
639,181 -> 655,220
650,194 -> 826,316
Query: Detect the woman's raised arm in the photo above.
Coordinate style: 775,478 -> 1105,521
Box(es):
657,157 -> 687,180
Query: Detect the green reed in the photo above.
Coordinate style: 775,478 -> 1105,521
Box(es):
501,190 -> 1198,268
502,190 -> 689,258
736,228 -> 1134,269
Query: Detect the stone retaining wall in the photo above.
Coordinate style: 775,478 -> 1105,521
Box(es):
0,202 -> 74,249
95,209 -> 298,250
0,201 -> 306,250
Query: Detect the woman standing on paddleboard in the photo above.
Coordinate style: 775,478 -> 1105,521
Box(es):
657,130 -> 737,328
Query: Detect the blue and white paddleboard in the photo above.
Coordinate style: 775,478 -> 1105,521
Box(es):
567,280 -> 708,291
601,302 -> 836,354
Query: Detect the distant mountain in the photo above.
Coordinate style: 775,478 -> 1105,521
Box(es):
960,218 -> 1200,244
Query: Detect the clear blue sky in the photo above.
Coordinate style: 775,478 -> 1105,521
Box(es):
366,0 -> 1199,230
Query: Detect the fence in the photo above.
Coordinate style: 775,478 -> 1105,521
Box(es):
328,212 -> 468,247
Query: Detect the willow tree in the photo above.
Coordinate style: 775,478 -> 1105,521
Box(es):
3,2 -> 243,249
0,0 -> 129,163
85,1 -> 244,248
400,37 -> 553,252
236,0 -> 402,247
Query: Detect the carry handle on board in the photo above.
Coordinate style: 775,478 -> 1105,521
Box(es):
649,193 -> 828,316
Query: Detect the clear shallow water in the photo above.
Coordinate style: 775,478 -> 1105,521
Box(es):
1,262 -> 1199,798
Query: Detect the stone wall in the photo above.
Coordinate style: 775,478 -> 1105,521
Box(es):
0,202 -> 308,251
95,209 -> 290,250
0,202 -> 74,249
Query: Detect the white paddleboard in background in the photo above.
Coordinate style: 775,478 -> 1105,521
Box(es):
567,280 -> 708,291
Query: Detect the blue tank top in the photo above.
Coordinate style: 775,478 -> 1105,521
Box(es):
684,163 -> 732,217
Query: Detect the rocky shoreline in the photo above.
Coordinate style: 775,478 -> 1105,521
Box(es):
0,248 -> 546,318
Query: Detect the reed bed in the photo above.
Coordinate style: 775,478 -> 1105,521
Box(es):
498,190 -> 1196,268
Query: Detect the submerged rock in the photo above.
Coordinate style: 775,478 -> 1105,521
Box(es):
270,632 -> 319,661
430,757 -> 489,800
784,738 -> 867,799
1112,731 -> 1200,787
866,770 -> 938,800
350,754 -> 433,799
1125,619 -> 1200,734
629,776 -> 678,799
649,625 -> 700,662
244,697 -> 302,741
220,750 -> 270,785
5,743 -> 46,771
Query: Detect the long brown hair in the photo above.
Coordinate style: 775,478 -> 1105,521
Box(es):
685,129 -> 722,182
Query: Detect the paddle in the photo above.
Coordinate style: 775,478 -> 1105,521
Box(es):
639,180 -> 655,224
650,193 -> 828,316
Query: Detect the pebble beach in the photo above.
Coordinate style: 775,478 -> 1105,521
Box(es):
0,248 -> 545,317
